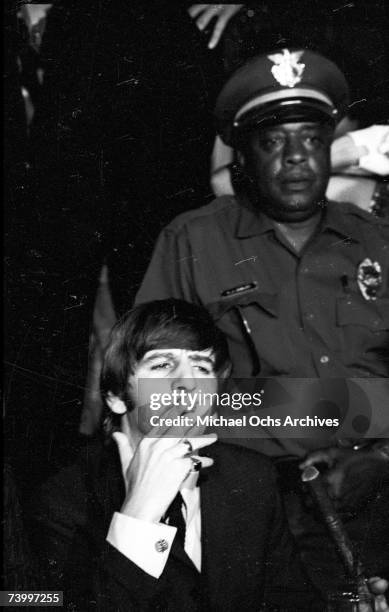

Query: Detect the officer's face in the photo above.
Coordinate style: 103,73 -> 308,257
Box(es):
242,122 -> 333,222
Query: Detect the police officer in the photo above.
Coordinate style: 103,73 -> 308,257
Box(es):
135,49 -> 389,594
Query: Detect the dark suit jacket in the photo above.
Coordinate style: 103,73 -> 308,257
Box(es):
32,440 -> 320,611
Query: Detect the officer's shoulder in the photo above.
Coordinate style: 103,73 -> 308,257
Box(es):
163,196 -> 241,234
330,199 -> 389,228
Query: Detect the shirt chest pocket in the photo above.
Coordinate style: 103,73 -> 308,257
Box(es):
208,290 -> 279,320
336,296 -> 389,331
207,289 -> 279,375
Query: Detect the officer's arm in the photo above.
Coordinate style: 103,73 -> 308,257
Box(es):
262,468 -> 323,610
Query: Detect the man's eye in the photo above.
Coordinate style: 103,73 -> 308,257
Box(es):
195,364 -> 213,374
150,361 -> 172,370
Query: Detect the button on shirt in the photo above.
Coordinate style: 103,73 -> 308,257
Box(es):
136,196 -> 389,379
106,433 -> 201,578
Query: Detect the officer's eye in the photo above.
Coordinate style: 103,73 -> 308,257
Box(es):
260,136 -> 284,149
303,134 -> 324,147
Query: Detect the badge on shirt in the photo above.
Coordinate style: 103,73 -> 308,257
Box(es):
357,258 -> 382,301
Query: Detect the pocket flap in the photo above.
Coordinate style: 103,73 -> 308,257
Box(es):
207,290 -> 279,320
337,296 -> 389,330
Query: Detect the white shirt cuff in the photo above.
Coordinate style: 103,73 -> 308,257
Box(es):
106,512 -> 176,579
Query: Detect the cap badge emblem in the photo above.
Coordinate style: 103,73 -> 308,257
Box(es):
268,49 -> 305,88
357,258 -> 382,301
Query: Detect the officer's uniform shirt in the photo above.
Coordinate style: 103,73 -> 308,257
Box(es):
136,196 -> 389,377
135,196 -> 389,455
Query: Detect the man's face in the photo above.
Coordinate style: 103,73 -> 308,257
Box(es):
127,348 -> 218,437
242,121 -> 333,222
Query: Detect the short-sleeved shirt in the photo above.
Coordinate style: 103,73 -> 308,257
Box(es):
136,195 -> 389,377
136,196 -> 389,455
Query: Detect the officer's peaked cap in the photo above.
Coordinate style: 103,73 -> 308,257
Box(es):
215,48 -> 350,145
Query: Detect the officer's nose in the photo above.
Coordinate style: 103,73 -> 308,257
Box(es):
284,136 -> 307,166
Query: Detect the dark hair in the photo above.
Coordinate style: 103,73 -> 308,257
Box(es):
101,299 -> 230,408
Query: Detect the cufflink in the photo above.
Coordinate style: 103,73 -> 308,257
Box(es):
155,539 -> 169,553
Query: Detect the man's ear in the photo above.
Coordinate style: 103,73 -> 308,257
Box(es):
105,392 -> 127,414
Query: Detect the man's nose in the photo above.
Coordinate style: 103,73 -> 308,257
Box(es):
284,136 -> 307,165
171,362 -> 197,392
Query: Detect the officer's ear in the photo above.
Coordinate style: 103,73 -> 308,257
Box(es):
105,392 -> 127,414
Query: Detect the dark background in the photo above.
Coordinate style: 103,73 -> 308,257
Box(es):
3,2 -> 389,581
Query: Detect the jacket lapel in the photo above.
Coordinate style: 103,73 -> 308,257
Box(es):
87,439 -> 238,599
199,460 -> 234,608
169,535 -> 199,572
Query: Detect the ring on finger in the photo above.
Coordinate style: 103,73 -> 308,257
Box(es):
182,439 -> 193,454
190,457 -> 202,472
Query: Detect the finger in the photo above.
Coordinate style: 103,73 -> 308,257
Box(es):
163,435 -> 217,460
164,440 -> 196,459
375,595 -> 389,612
177,418 -> 209,438
146,428 -> 216,457
146,403 -> 191,439
136,433 -> 178,460
208,5 -> 243,48
159,443 -> 213,479
185,433 -> 218,451
163,419 -> 205,439
378,137 -> 389,156
208,14 -> 228,48
299,451 -> 332,469
188,4 -> 207,19
369,577 -> 389,594
138,435 -> 191,465
153,403 -> 212,439
180,456 -> 199,479
196,7 -> 218,31
356,144 -> 369,159
191,455 -> 214,469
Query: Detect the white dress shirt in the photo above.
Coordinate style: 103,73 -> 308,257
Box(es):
106,432 -> 201,578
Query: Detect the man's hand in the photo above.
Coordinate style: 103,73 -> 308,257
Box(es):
368,577 -> 389,611
349,125 -> 389,176
121,406 -> 217,523
300,447 -> 388,510
188,4 -> 244,49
